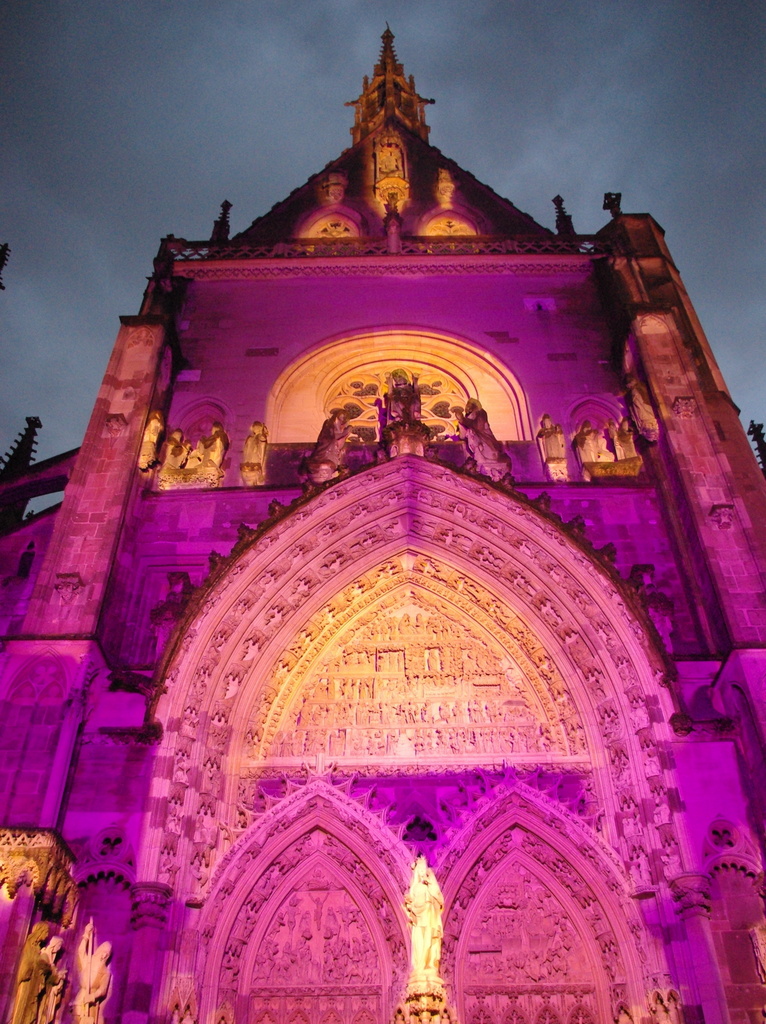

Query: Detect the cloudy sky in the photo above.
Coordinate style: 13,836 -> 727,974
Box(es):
1,0 -> 764,465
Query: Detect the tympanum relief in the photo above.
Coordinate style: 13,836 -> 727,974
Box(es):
253,869 -> 380,990
262,593 -> 581,766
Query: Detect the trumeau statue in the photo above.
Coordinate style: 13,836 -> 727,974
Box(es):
453,399 -> 513,483
241,421 -> 269,486
306,410 -> 350,484
10,923 -> 66,1024
138,410 -> 164,470
73,921 -> 112,1024
404,856 -> 444,980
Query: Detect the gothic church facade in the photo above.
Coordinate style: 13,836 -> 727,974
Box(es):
2,30 -> 766,1024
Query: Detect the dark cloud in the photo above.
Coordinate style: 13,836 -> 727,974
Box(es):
1,0 -> 764,461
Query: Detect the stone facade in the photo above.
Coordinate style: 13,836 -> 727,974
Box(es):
1,29 -> 766,1024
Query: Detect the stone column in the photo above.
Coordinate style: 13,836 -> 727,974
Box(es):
669,873 -> 730,1024
123,882 -> 173,1024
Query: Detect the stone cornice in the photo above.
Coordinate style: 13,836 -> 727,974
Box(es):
173,255 -> 596,281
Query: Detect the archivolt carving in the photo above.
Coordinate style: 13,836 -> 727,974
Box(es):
196,780 -> 411,1024
443,812 -> 650,1024
146,459 -> 679,900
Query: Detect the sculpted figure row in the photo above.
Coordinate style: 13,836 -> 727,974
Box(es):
140,413 -> 269,488
9,920 -> 112,1024
138,368 -> 660,488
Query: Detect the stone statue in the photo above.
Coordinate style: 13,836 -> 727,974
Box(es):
160,429 -> 191,472
10,923 -> 54,1024
537,413 -> 567,482
608,417 -> 638,461
186,422 -> 229,473
241,421 -> 269,486
306,410 -> 350,484
404,855 -> 444,979
158,423 -> 229,490
73,921 -> 112,1024
385,370 -> 421,426
625,373 -> 659,442
574,420 -> 614,465
452,399 -> 513,483
38,937 -> 67,1024
138,410 -> 164,470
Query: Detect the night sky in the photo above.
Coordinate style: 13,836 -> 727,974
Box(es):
1,1 -> 764,466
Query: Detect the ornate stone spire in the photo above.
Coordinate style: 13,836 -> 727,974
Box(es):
347,27 -> 434,144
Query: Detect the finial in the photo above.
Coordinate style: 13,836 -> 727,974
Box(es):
210,200 -> 233,244
748,421 -> 766,477
347,30 -> 434,144
552,195 -> 575,237
0,243 -> 10,290
603,192 -> 622,219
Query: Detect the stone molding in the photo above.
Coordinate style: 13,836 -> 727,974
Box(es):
175,258 -> 595,282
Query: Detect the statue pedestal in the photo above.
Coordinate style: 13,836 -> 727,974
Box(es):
397,974 -> 455,1024
383,422 -> 432,458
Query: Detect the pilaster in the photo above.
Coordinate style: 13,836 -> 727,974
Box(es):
22,315 -> 169,638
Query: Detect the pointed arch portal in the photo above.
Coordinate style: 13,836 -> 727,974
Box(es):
145,457 -> 681,1023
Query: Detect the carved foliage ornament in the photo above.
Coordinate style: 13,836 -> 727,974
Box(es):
0,828 -> 78,926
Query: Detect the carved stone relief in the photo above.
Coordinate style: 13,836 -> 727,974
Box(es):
263,589 -> 574,765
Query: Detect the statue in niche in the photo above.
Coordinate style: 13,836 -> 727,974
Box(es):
186,421 -> 229,473
574,420 -> 615,467
378,136 -> 404,177
436,168 -> 456,204
452,399 -> 513,483
625,373 -> 659,442
608,417 -> 638,460
10,924 -> 64,1024
404,855 -> 444,980
385,369 -> 422,426
537,413 -> 568,482
72,921 -> 112,1024
138,410 -> 164,470
158,422 -> 229,489
241,421 -> 269,486
306,409 -> 350,484
160,429 -> 192,471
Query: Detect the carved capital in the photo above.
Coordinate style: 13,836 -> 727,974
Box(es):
0,827 -> 78,926
131,881 -> 173,929
669,872 -> 711,917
